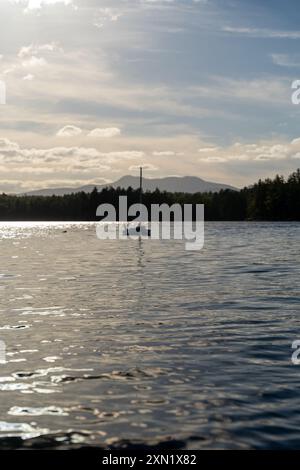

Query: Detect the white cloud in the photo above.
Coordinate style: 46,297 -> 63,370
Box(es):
56,125 -> 83,137
223,26 -> 300,39
271,54 -> 300,67
1,42 -> 62,81
23,74 -> 35,80
10,0 -> 73,11
100,151 -> 145,162
153,151 -> 176,156
94,8 -> 123,29
1,134 -> 299,193
198,146 -> 219,153
22,56 -> 47,68
291,153 -> 300,159
200,156 -> 227,163
18,43 -> 61,59
0,138 -> 20,152
0,139 -> 147,192
129,163 -> 158,172
88,127 -> 121,138
198,140 -> 297,163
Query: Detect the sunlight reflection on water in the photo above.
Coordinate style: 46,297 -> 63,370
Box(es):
0,222 -> 299,449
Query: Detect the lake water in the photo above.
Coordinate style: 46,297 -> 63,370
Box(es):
0,221 -> 299,450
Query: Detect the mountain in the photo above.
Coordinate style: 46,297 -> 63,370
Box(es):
23,175 -> 238,196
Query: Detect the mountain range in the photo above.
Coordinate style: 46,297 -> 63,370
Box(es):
23,175 -> 238,196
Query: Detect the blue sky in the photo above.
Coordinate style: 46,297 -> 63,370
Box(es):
1,0 -> 300,192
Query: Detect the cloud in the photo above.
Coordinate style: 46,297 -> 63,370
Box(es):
198,147 -> 219,153
223,26 -> 300,39
94,8 -> 123,29
129,163 -> 158,172
0,138 -> 147,192
271,54 -> 300,67
18,43 -> 62,59
23,74 -> 35,80
1,42 -> 62,81
190,77 -> 288,105
10,0 -> 73,11
1,133 -> 300,193
56,125 -> 82,137
21,56 -> 47,67
153,151 -> 176,156
56,126 -> 122,139
101,151 -> 145,162
198,140 -> 297,163
0,138 -> 20,152
0,141 -> 143,164
88,127 -> 121,138
200,156 -> 227,163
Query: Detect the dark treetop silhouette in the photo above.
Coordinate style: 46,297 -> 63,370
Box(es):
0,170 -> 299,221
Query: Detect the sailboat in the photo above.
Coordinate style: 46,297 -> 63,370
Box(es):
126,167 -> 151,237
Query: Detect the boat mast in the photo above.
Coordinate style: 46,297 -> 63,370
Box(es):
139,166 -> 143,207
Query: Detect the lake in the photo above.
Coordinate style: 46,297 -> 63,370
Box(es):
0,221 -> 299,449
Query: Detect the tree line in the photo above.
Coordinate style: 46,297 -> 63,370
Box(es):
0,169 -> 299,221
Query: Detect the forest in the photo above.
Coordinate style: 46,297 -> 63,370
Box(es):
0,169 -> 299,221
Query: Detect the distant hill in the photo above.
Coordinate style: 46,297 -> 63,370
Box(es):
23,175 -> 238,196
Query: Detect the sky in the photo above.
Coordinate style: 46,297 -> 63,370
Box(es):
1,0 -> 300,192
